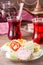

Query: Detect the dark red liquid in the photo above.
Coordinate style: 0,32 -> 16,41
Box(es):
8,18 -> 22,40
33,22 -> 43,44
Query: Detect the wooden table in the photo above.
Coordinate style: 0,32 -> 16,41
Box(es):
0,34 -> 43,65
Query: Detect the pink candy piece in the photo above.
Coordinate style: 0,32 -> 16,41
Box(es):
15,47 -> 31,60
0,22 -> 8,34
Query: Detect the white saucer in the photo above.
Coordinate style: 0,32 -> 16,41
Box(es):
5,49 -> 43,61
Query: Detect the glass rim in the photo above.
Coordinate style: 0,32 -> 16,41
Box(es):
32,18 -> 43,23
7,16 -> 22,22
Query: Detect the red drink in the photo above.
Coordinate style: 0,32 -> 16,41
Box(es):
7,17 -> 22,40
33,18 -> 43,44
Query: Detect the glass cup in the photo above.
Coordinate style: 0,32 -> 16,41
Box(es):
7,17 -> 22,40
32,18 -> 43,44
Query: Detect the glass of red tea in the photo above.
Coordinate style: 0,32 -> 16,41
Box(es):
32,18 -> 43,44
7,17 -> 22,40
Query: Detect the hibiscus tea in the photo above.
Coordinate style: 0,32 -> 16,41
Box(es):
32,18 -> 43,44
7,18 -> 22,40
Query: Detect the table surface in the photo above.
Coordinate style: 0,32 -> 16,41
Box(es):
0,34 -> 43,65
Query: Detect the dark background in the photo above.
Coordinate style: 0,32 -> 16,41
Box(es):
0,0 -> 43,7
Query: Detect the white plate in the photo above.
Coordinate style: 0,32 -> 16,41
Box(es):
1,40 -> 43,61
30,49 -> 43,61
5,49 -> 43,61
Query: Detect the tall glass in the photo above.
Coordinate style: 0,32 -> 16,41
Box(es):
7,17 -> 22,40
32,18 -> 43,44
